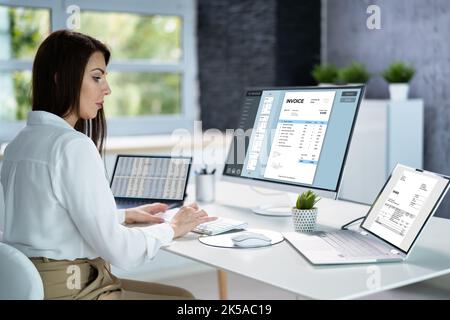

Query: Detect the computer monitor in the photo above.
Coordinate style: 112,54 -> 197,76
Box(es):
222,85 -> 365,216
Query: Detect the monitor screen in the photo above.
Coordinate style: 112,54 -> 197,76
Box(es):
223,86 -> 364,196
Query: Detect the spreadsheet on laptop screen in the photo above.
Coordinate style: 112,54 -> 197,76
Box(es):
111,157 -> 190,200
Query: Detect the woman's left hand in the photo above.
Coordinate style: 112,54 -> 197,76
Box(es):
124,203 -> 169,224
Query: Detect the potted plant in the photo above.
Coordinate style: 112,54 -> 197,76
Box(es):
292,190 -> 321,233
311,64 -> 338,86
382,61 -> 415,101
338,62 -> 370,85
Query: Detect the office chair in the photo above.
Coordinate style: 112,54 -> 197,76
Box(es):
0,242 -> 44,300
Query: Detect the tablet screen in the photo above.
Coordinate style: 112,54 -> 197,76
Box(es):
362,165 -> 449,253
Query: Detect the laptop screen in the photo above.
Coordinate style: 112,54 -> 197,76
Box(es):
361,164 -> 450,253
110,155 -> 191,201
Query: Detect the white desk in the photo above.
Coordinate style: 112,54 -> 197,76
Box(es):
163,181 -> 450,300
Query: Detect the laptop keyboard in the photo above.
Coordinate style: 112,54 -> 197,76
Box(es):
117,200 -> 147,206
117,200 -> 179,209
318,231 -> 388,257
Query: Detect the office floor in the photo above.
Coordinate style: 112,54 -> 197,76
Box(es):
157,269 -> 297,300
156,270 -> 450,300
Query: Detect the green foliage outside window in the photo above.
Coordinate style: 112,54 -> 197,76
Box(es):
6,7 -> 49,119
3,7 -> 182,121
79,12 -> 182,117
106,72 -> 180,118
80,12 -> 181,61
12,71 -> 32,120
8,8 -> 48,59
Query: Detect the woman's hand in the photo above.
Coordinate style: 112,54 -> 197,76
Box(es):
124,203 -> 168,224
170,205 -> 217,238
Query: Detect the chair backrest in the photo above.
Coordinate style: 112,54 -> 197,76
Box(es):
0,180 -> 4,241
0,242 -> 44,300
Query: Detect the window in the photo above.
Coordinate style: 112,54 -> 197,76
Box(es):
0,5 -> 50,122
0,0 -> 198,141
79,11 -> 182,118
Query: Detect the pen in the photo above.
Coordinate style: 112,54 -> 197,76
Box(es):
196,165 -> 216,175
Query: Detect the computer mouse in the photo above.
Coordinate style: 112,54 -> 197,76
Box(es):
231,232 -> 272,248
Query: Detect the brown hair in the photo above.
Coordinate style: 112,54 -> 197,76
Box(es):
32,29 -> 110,154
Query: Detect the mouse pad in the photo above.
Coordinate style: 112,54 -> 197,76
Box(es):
198,228 -> 284,248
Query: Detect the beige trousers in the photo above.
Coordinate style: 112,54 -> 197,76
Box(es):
30,257 -> 194,300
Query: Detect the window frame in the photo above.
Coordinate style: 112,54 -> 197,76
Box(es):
0,0 -> 198,141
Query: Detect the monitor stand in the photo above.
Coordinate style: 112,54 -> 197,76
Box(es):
252,204 -> 292,217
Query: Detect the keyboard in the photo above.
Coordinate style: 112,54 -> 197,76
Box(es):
157,208 -> 248,236
116,199 -> 148,207
318,231 -> 388,257
192,218 -> 248,235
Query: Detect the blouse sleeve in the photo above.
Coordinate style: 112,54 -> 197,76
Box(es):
50,136 -> 174,269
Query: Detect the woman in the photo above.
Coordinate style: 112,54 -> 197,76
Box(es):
0,30 -> 215,300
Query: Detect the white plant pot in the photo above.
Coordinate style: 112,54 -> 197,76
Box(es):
389,83 -> 409,101
291,208 -> 318,233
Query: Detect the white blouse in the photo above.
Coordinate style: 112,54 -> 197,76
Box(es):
0,111 -> 174,269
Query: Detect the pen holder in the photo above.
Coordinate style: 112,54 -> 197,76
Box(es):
195,174 -> 215,203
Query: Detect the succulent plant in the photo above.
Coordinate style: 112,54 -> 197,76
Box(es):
295,190 -> 321,210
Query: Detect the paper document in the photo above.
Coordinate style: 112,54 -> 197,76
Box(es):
369,170 -> 438,246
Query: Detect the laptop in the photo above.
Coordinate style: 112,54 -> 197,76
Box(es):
110,155 -> 192,210
284,164 -> 450,265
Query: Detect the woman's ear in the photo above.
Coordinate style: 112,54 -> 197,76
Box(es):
54,72 -> 58,85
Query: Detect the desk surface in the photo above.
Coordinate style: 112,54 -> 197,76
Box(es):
163,181 -> 450,300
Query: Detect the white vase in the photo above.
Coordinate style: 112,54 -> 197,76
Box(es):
389,83 -> 409,101
291,208 -> 318,233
